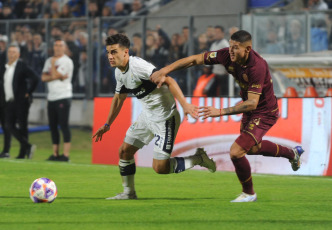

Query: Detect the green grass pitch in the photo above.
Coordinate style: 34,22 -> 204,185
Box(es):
0,129 -> 332,230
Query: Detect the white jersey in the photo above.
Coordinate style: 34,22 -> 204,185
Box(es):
115,56 -> 176,122
42,55 -> 74,101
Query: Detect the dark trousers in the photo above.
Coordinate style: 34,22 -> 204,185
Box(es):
47,98 -> 71,145
0,103 -> 11,153
5,100 -> 31,156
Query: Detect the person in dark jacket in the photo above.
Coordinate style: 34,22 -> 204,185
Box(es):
0,44 -> 39,159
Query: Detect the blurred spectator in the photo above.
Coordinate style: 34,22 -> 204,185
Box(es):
205,25 -> 215,48
285,19 -> 306,54
228,26 -> 239,38
100,33 -> 116,94
130,0 -> 147,17
308,0 -> 328,10
88,1 -> 100,18
129,0 -> 148,24
12,29 -> 29,62
131,33 -> 142,57
60,4 -> 73,18
104,0 -> 117,13
21,2 -> 38,19
264,30 -> 284,54
311,17 -> 328,51
106,27 -> 119,36
50,1 -> 61,19
209,25 -> 229,96
101,6 -> 113,30
145,33 -> 157,63
193,65 -> 217,97
168,33 -> 182,64
151,26 -> 171,69
114,2 -> 128,16
1,4 -> 15,20
13,0 -> 26,19
67,0 -> 86,17
0,35 -> 7,66
63,30 -> 80,92
77,47 -> 87,93
197,33 -> 209,54
180,26 -> 198,58
28,33 -> 47,92
167,32 -> 187,94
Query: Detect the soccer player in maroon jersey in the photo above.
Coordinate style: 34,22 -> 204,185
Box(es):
150,30 -> 304,202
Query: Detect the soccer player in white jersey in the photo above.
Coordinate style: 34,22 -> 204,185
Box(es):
92,34 -> 216,200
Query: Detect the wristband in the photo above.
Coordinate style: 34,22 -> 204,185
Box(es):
104,123 -> 110,128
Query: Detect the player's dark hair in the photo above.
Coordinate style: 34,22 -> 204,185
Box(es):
105,33 -> 130,48
230,30 -> 252,43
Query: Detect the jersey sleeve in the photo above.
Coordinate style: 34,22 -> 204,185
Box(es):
42,58 -> 51,73
247,65 -> 266,95
56,59 -> 71,76
204,47 -> 230,66
132,56 -> 156,80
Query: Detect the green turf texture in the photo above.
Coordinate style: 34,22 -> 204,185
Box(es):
1,129 -> 332,230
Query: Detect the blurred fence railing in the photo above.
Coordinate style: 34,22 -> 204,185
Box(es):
1,10 -> 331,98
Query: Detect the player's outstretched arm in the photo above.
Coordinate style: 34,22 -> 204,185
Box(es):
150,53 -> 205,88
199,92 -> 260,119
92,93 -> 127,142
164,76 -> 198,120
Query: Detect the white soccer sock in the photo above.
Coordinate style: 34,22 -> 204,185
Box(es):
184,155 -> 202,169
169,155 -> 202,173
119,159 -> 136,194
122,174 -> 135,194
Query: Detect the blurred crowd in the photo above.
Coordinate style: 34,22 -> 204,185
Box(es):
0,0 -> 172,20
1,0 -> 332,97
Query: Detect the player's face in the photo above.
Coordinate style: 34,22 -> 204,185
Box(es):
106,44 -> 129,70
53,40 -> 65,57
229,40 -> 251,65
7,46 -> 20,64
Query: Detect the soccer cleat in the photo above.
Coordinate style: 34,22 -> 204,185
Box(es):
47,154 -> 59,161
106,192 -> 138,200
231,192 -> 257,202
289,146 -> 304,171
195,148 -> 216,173
0,152 -> 10,158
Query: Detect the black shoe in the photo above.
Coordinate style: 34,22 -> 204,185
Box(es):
26,144 -> 36,159
0,152 -> 10,158
58,154 -> 70,162
16,155 -> 25,159
47,154 -> 59,161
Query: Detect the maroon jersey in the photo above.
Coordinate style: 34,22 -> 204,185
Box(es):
204,48 -> 278,116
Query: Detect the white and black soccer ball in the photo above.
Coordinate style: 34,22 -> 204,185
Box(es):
29,178 -> 57,203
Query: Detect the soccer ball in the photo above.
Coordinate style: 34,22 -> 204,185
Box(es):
29,178 -> 57,203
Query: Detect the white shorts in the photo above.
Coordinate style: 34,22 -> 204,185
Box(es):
124,111 -> 180,160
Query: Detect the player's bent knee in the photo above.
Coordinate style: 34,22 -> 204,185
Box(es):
152,160 -> 169,174
248,144 -> 261,155
230,142 -> 247,159
118,145 -> 134,160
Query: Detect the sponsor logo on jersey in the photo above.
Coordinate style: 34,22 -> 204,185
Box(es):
209,52 -> 217,59
251,83 -> 261,89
